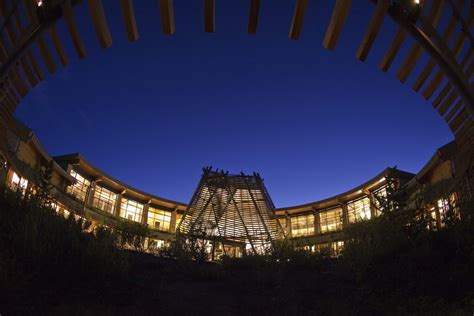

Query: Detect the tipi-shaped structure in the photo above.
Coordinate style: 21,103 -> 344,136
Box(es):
178,167 -> 282,255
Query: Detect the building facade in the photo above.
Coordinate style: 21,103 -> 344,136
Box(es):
0,119 -> 470,257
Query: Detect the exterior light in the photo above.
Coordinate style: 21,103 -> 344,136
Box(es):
378,177 -> 385,183
414,0 -> 420,4
37,0 -> 43,7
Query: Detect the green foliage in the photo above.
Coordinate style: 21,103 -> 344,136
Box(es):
0,187 -> 129,309
115,220 -> 148,251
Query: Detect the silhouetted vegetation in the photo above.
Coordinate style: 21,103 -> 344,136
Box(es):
1,175 -> 474,314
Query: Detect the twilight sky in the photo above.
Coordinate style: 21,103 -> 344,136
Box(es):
15,1 -> 456,207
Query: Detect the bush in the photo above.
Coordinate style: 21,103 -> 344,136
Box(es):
0,187 -> 129,310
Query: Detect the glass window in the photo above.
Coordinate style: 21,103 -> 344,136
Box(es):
372,186 -> 387,214
290,214 -> 314,237
314,241 -> 344,256
319,207 -> 343,233
347,197 -> 371,223
92,185 -> 117,214
147,207 -> 171,232
11,172 -> 28,191
67,170 -> 90,202
120,198 -> 144,223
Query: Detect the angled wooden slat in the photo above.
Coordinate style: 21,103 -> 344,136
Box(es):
87,0 -> 113,48
248,0 -> 260,35
0,3 -> 40,88
437,90 -> 458,115
450,7 -> 474,59
432,82 -> 452,108
379,27 -> 406,72
423,46 -> 473,100
48,25 -> 69,66
18,57 -> 38,87
10,69 -> 29,97
26,49 -> 44,81
120,0 -> 139,40
22,0 -> 38,25
323,0 -> 352,50
36,34 -> 57,74
396,0 -> 445,83
289,0 -> 308,40
10,4 -> 41,86
445,100 -> 463,122
449,108 -> 467,132
0,3 -> 18,48
204,0 -> 215,33
159,0 -> 175,35
62,2 -> 87,58
356,0 -> 389,61
412,0 -> 464,92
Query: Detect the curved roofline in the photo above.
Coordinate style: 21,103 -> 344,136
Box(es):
276,168 -> 415,213
53,153 -> 188,209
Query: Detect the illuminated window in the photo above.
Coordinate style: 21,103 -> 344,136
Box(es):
67,170 -> 90,202
314,241 -> 344,256
147,238 -> 167,252
319,207 -> 343,233
11,172 -> 28,191
120,198 -> 144,223
92,185 -> 117,214
147,207 -> 171,232
176,213 -> 184,227
290,214 -> 314,237
277,218 -> 287,234
372,186 -> 387,214
347,197 -> 371,223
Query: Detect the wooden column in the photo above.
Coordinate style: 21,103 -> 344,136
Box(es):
286,214 -> 292,237
312,207 -> 320,235
114,191 -> 125,217
341,203 -> 349,228
170,207 -> 178,233
85,180 -> 97,206
142,200 -> 150,226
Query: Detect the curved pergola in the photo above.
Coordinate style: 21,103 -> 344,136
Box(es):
0,0 -> 472,161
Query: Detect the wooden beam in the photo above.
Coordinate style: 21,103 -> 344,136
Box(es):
62,2 -> 87,58
87,0 -> 113,48
412,0 -> 464,92
159,0 -> 175,35
26,49 -> 44,81
289,0 -> 308,40
323,0 -> 352,50
449,108 -> 467,132
396,0 -> 445,83
48,25 -> 69,66
204,0 -> 215,33
248,0 -> 260,35
445,100 -> 462,122
423,47 -> 473,100
379,27 -> 406,72
36,34 -> 57,74
437,90 -> 458,115
432,83 -> 452,108
356,0 -> 389,61
120,0 -> 139,41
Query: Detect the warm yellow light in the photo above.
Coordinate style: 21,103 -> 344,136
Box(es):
414,0 -> 420,4
37,0 -> 43,7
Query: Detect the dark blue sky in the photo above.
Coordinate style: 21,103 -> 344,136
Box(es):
16,1 -> 455,207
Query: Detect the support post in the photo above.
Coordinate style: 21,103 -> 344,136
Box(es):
85,180 -> 96,206
312,207 -> 321,235
341,203 -> 349,228
142,200 -> 150,226
114,191 -> 125,217
170,207 -> 178,233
